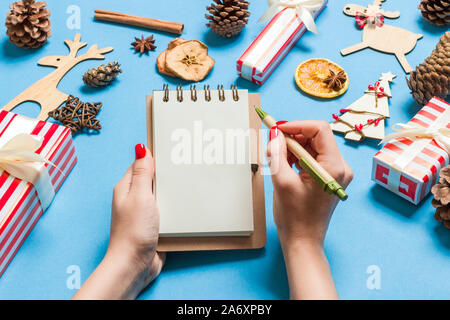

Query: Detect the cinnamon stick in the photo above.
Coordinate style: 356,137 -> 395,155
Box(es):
94,9 -> 184,35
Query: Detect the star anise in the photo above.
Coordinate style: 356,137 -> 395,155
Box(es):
324,70 -> 347,91
131,35 -> 157,54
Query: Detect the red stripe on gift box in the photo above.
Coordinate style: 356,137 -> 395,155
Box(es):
45,129 -> 71,169
35,124 -> 59,155
0,201 -> 41,277
0,188 -> 35,253
422,148 -> 446,166
0,172 -> 9,189
49,144 -> 74,187
430,139 -> 447,151
384,142 -> 404,154
418,110 -> 438,121
413,156 -> 436,175
420,178 -> 429,200
410,118 -> 430,128
432,97 -> 447,104
397,137 -> 414,147
0,178 -> 22,209
427,101 -> 446,113
0,114 -> 18,137
0,111 -> 9,124
55,151 -> 77,192
30,121 -> 46,136
0,186 -> 34,236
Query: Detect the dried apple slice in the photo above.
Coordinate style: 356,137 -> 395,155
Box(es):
168,38 -> 187,50
164,40 -> 215,82
157,50 -> 175,76
157,38 -> 187,77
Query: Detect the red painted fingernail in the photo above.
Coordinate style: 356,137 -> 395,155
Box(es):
276,120 -> 288,125
269,126 -> 279,141
135,144 -> 146,159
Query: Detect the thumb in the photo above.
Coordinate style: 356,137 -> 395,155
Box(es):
266,127 -> 298,187
130,144 -> 154,195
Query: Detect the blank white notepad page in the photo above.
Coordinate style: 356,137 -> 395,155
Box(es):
152,89 -> 254,237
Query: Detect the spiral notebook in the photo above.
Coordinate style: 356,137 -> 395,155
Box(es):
146,85 -> 266,251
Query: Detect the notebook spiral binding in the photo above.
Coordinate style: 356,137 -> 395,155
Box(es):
162,84 -> 240,103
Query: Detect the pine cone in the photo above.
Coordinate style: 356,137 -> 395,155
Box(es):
205,0 -> 250,38
83,62 -> 122,88
431,166 -> 450,229
419,0 -> 450,26
406,31 -> 450,106
5,0 -> 51,49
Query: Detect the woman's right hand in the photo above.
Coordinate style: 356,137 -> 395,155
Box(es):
266,120 -> 353,300
267,120 -> 353,247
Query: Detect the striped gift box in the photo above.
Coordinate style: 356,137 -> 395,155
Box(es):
372,97 -> 450,205
237,0 -> 327,86
0,110 -> 77,277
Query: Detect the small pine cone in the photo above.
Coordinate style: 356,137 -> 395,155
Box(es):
83,62 -> 122,88
431,166 -> 450,229
5,0 -> 51,49
406,31 -> 450,106
205,0 -> 250,38
418,0 -> 450,26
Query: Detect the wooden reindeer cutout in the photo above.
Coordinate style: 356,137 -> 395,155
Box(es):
2,34 -> 113,120
341,0 -> 422,74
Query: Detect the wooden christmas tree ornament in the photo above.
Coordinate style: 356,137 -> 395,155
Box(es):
341,0 -> 422,74
1,34 -> 113,120
330,72 -> 396,142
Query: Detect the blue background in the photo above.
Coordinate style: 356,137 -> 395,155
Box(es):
0,0 -> 449,300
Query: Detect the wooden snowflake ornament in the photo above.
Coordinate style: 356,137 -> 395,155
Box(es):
330,72 -> 396,142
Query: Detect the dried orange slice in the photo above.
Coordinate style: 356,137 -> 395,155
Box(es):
295,58 -> 349,99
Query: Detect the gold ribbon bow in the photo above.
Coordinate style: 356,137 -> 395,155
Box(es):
259,0 -> 324,34
381,123 -> 450,153
0,134 -> 56,210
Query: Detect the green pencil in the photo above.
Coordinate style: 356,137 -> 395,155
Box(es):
255,107 -> 348,201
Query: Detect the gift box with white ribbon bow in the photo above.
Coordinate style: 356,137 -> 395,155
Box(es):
372,97 -> 450,204
0,110 -> 77,277
237,0 -> 327,85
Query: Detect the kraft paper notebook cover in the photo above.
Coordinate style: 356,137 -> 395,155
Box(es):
146,86 -> 266,252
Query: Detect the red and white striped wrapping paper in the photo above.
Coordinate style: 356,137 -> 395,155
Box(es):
237,0 -> 327,85
0,110 -> 77,277
372,97 -> 450,205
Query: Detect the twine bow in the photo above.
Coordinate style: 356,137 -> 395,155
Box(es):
259,0 -> 324,34
355,11 -> 385,29
0,134 -> 57,210
381,123 -> 450,153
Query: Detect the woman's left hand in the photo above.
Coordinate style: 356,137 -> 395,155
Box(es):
73,144 -> 165,300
